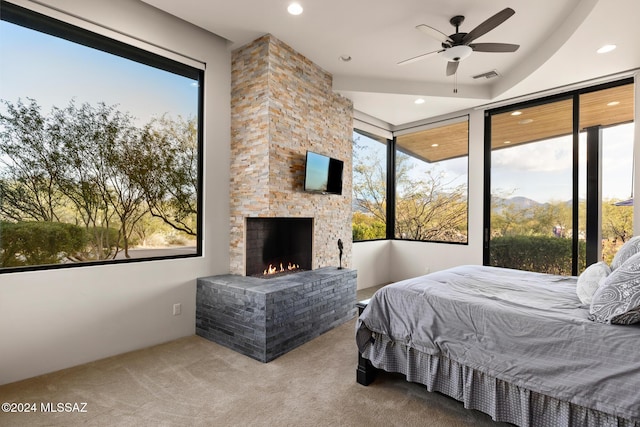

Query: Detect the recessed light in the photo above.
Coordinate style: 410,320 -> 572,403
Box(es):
518,119 -> 534,125
431,143 -> 439,147
511,111 -> 522,116
597,44 -> 616,54
287,3 -> 303,15
607,101 -> 620,106
339,55 -> 352,62
504,140 -> 511,144
414,98 -> 425,105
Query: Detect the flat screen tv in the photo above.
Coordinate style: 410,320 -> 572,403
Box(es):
304,151 -> 343,195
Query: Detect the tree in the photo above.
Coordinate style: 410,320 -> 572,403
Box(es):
602,200 -> 633,263
0,98 -> 200,268
352,136 -> 468,243
352,136 -> 386,225
49,100 -> 135,259
395,163 -> 467,242
0,99 -> 63,222
134,115 -> 199,236
98,116 -> 149,258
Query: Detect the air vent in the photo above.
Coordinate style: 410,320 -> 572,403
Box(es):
472,70 -> 500,80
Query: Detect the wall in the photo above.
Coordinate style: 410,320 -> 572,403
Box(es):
229,35 -> 354,275
0,0 -> 231,385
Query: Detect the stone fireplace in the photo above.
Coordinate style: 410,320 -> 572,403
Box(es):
245,217 -> 313,277
229,34 -> 353,276
196,34 -> 357,363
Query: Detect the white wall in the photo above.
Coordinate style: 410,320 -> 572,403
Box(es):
0,0 -> 231,385
353,110 -> 485,288
352,240 -> 392,289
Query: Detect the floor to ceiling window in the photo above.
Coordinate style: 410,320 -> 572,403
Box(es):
485,79 -> 634,275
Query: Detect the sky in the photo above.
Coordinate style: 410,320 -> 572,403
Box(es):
0,20 -> 198,126
355,120 -> 635,205
492,123 -> 635,203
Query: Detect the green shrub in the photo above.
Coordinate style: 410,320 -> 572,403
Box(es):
490,235 -> 586,275
352,222 -> 386,241
1,221 -> 87,267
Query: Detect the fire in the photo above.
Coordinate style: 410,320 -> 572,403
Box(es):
263,262 -> 300,275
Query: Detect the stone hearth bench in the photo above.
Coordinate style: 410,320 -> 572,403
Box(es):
196,267 -> 357,362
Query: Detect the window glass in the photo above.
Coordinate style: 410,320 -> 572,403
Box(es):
487,81 -> 634,275
352,130 -> 387,241
489,99 -> 575,274
394,117 -> 469,243
0,4 -> 202,272
579,84 -> 635,265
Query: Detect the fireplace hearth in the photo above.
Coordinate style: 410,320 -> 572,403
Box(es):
196,267 -> 357,362
245,217 -> 312,277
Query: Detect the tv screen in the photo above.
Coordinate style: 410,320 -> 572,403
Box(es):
304,151 -> 343,195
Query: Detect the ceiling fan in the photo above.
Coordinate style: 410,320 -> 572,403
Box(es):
398,7 -> 520,77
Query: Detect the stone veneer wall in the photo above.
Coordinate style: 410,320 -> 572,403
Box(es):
230,34 -> 353,275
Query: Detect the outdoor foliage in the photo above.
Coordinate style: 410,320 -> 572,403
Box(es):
490,196 -> 632,272
352,135 -> 468,243
0,98 -> 198,268
0,221 -> 87,267
395,154 -> 467,243
489,235 -> 586,275
352,211 -> 385,241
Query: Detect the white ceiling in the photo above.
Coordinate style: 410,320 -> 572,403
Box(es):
141,0 -> 640,127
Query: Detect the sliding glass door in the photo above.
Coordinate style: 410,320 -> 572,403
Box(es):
485,80 -> 634,275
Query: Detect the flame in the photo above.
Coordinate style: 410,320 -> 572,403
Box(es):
263,262 -> 300,275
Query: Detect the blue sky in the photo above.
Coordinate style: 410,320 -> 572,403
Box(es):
492,124 -> 635,203
0,20 -> 198,125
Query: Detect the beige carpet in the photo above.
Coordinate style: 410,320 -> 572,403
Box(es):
0,318 -> 509,427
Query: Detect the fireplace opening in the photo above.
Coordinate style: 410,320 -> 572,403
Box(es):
246,217 -> 313,278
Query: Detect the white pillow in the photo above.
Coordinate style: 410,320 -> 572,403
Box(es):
611,235 -> 640,270
576,261 -> 610,305
589,251 -> 640,325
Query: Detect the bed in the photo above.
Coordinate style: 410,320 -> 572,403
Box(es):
356,264 -> 640,427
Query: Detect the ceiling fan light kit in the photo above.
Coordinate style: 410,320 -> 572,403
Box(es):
399,7 -> 520,92
441,45 -> 473,62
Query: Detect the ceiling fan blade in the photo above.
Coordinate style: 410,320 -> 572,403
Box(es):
462,7 -> 515,44
446,61 -> 459,76
470,42 -> 519,53
416,24 -> 453,44
397,49 -> 444,66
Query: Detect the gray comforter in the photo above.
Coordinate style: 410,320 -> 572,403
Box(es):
356,265 -> 640,422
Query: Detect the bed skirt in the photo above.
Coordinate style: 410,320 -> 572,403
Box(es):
361,333 -> 639,427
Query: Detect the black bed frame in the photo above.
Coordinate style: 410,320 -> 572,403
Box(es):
356,300 -> 378,386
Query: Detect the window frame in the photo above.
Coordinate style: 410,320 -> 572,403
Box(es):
353,115 -> 470,245
482,78 -> 634,274
393,116 -> 470,245
352,129 -> 390,242
0,2 -> 204,274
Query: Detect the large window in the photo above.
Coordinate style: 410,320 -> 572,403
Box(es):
0,3 -> 203,272
486,80 -> 634,275
395,117 -> 469,243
